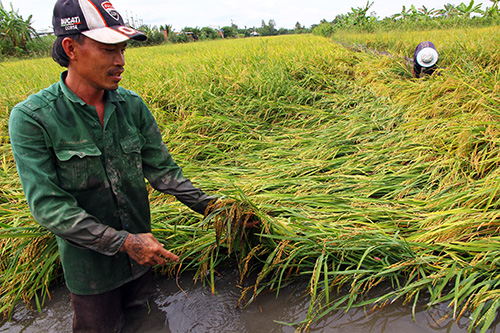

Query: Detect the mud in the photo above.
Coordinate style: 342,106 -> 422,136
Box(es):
0,268 -> 484,332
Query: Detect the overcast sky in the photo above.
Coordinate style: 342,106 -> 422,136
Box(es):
8,0 -> 490,32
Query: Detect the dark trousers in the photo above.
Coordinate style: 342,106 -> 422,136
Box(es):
70,270 -> 153,333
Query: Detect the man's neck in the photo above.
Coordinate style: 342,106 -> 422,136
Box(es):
64,71 -> 105,108
64,70 -> 106,126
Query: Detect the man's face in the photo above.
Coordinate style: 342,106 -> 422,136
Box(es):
70,37 -> 127,92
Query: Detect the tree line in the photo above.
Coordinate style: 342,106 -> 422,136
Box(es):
0,0 -> 312,59
313,0 -> 500,36
2,0 -> 500,59
128,20 -> 311,47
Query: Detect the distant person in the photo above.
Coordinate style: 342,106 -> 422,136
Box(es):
412,41 -> 439,78
9,0 -> 215,331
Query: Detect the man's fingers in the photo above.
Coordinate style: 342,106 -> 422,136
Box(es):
152,255 -> 168,266
158,248 -> 180,262
150,235 -> 165,247
122,233 -> 180,265
245,220 -> 260,228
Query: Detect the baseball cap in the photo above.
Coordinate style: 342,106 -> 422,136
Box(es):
53,0 -> 147,44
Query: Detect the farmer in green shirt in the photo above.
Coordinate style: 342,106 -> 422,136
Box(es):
9,0 -> 213,331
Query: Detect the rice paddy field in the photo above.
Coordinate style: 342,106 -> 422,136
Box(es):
1,26 -> 500,332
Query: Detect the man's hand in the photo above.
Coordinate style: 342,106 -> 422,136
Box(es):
120,233 -> 179,266
245,219 -> 260,228
244,212 -> 260,229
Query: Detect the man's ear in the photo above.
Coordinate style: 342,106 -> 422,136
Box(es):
61,37 -> 78,61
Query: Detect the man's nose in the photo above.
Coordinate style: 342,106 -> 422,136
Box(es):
115,51 -> 125,66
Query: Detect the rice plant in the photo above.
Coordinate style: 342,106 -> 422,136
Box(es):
1,29 -> 499,332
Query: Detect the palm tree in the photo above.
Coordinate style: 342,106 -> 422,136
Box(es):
437,4 -> 459,18
484,0 -> 500,17
392,5 -> 421,21
456,0 -> 484,18
159,24 -> 172,38
392,6 -> 410,20
418,5 -> 438,19
347,1 -> 375,25
0,2 -> 37,54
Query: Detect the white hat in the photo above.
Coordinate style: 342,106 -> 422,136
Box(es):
416,47 -> 439,68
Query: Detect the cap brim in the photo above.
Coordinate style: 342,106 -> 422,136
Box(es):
82,26 -> 147,44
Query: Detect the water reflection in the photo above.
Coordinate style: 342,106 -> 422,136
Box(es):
0,268 -> 484,332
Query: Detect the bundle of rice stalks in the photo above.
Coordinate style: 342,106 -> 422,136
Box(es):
159,194 -> 268,294
203,197 -> 261,254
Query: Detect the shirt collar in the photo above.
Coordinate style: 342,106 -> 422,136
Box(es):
59,71 -> 86,105
59,71 -> 126,105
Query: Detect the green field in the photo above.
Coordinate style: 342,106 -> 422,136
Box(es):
1,29 -> 500,331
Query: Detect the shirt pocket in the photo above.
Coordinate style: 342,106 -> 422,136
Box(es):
120,133 -> 146,176
54,145 -> 104,191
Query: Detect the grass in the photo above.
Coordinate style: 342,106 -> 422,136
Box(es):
0,28 -> 500,331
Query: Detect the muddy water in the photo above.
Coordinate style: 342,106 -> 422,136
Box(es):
0,268 -> 485,332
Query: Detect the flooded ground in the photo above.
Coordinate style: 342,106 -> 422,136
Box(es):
0,268 -> 492,332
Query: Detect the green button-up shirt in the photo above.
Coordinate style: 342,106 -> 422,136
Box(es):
9,72 -> 211,295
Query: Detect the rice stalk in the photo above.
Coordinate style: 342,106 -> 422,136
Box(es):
1,30 -> 500,332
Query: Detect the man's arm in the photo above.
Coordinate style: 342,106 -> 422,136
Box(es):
9,107 -> 127,255
136,98 -> 215,214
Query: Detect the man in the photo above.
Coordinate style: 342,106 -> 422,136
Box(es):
412,41 -> 439,78
9,0 -> 213,331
